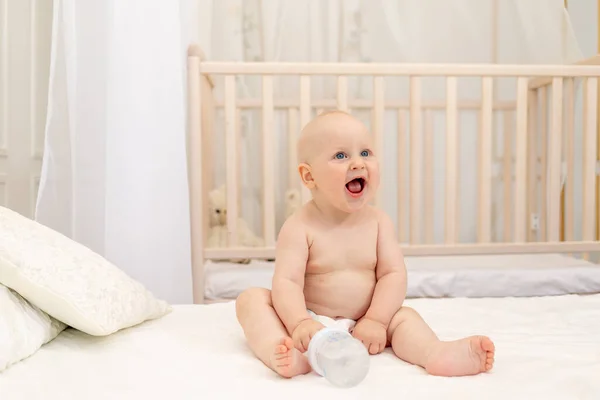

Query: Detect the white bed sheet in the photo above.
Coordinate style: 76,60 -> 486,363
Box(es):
2,294 -> 600,399
205,253 -> 600,300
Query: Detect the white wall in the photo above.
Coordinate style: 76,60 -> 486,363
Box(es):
0,0 -> 53,218
569,0 -> 598,57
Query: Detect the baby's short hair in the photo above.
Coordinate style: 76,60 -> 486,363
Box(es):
316,109 -> 351,118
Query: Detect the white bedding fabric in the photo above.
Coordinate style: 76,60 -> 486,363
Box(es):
0,205 -> 171,336
205,253 -> 600,300
2,295 -> 600,399
0,285 -> 66,372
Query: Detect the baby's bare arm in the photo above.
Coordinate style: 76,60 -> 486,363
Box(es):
363,211 -> 407,328
271,217 -> 312,335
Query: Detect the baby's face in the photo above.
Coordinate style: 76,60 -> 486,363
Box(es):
303,114 -> 380,213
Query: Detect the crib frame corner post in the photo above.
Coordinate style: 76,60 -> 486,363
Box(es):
187,48 -> 206,305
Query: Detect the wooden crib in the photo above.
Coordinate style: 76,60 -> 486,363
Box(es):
186,44 -> 600,304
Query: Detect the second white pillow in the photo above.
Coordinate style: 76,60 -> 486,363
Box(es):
0,284 -> 66,372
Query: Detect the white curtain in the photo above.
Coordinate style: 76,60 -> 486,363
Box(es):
36,0 -> 194,303
36,0 -> 583,304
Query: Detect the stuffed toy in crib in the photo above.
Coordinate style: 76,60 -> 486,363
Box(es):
207,185 -> 263,263
284,188 -> 301,218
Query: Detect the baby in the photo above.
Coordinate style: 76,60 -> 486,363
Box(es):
236,110 -> 495,378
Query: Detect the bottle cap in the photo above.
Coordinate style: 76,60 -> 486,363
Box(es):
306,327 -> 353,376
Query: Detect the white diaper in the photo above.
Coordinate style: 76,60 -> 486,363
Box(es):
307,310 -> 356,332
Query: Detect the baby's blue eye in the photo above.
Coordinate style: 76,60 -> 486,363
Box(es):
361,150 -> 369,157
335,152 -> 346,159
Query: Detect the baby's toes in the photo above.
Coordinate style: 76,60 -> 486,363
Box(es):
481,337 -> 495,353
274,344 -> 288,356
480,337 -> 495,371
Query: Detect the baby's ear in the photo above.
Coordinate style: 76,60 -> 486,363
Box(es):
298,163 -> 315,189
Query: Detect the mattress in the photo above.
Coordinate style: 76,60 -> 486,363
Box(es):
205,253 -> 600,300
1,295 -> 600,399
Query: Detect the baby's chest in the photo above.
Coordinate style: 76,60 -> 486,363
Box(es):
309,229 -> 378,270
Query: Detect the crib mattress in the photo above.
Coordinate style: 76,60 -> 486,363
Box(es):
1,295 -> 600,399
205,253 -> 600,300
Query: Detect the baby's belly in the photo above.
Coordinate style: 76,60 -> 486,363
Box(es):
303,270 -> 376,320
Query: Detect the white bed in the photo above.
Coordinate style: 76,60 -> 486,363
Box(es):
205,253 -> 600,301
2,295 -> 600,399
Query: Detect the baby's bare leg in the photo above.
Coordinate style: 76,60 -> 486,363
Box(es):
387,307 -> 495,377
235,287 -> 311,378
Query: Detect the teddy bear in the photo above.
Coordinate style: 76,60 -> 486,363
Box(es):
284,188 -> 302,218
207,185 -> 264,263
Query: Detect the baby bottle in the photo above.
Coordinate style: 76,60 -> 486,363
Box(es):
306,327 -> 370,387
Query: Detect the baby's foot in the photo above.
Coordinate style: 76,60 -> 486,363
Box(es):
425,336 -> 495,377
270,337 -> 311,378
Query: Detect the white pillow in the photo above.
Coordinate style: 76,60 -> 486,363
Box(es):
0,206 -> 171,336
0,284 -> 66,372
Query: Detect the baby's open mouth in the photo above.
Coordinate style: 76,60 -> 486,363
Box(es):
345,177 -> 366,195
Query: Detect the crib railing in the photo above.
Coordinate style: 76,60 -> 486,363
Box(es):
528,76 -> 599,253
188,51 -> 600,268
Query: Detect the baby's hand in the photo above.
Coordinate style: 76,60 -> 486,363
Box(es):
291,318 -> 325,353
352,317 -> 387,355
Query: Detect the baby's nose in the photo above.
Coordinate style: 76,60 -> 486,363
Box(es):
351,160 -> 365,169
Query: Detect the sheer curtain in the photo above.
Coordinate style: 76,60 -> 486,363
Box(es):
36,0 -> 582,304
36,0 -> 194,303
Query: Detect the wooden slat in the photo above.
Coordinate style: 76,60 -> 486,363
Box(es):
424,110 -> 434,243
547,78 -> 563,242
205,241 -> 600,260
236,109 -> 242,212
445,77 -> 458,244
527,89 -> 538,242
583,77 -> 598,241
564,79 -> 575,241
540,87 -> 548,240
262,76 -> 275,246
373,76 -> 384,208
397,109 -> 407,243
503,111 -> 513,242
186,54 -> 205,304
478,77 -> 493,243
410,77 -> 422,244
288,108 -> 299,187
337,76 -> 348,111
200,61 -> 600,78
212,98 -> 517,110
224,75 -> 238,246
514,77 -> 528,242
299,75 -> 311,204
